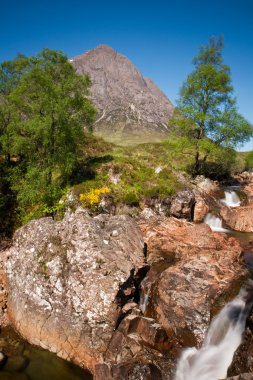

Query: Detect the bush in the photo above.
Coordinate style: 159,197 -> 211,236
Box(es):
79,187 -> 111,207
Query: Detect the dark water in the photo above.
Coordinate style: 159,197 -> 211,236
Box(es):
0,327 -> 92,380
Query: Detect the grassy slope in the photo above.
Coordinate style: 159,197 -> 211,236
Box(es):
71,131 -> 251,211
72,135 -> 188,210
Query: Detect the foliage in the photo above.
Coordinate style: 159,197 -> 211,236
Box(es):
73,141 -> 182,211
0,49 -> 96,224
171,36 -> 253,175
79,187 -> 110,207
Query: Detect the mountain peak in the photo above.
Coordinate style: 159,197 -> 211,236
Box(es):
72,46 -> 174,144
95,44 -> 116,52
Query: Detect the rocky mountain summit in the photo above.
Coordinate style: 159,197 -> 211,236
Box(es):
71,45 -> 174,143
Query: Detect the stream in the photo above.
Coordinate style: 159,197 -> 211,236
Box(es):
0,326 -> 92,380
174,185 -> 253,380
175,283 -> 253,380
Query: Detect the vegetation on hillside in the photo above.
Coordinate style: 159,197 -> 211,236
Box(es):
0,40 -> 252,234
170,36 -> 253,175
0,49 -> 96,230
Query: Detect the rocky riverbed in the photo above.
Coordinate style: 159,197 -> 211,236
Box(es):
1,175 -> 253,379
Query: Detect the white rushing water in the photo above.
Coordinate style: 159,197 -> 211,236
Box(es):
221,191 -> 241,207
175,287 -> 251,380
204,213 -> 229,232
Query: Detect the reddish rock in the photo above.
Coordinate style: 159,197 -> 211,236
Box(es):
155,251 -> 246,347
244,183 -> 253,204
138,216 -> 240,262
4,209 -> 250,379
193,194 -> 209,222
139,216 -> 247,348
5,209 -> 145,372
221,205 -> 253,232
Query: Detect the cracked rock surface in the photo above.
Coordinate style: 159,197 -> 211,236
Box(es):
5,208 -> 145,372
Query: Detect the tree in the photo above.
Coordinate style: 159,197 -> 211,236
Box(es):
1,49 -> 96,221
172,36 -> 253,175
0,54 -> 32,163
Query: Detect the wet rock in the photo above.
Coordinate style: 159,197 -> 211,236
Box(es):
221,206 -> 253,232
155,252 -> 246,346
226,374 -> 253,380
139,216 -> 247,347
170,190 -> 195,220
5,208 -> 145,372
228,327 -> 253,376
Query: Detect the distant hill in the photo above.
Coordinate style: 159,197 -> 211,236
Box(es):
71,45 -> 174,144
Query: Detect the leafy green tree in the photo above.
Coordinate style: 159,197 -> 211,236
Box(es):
1,49 -> 96,221
0,54 -> 32,162
171,36 -> 253,175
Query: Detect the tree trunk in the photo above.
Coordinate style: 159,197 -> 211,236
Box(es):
193,149 -> 200,176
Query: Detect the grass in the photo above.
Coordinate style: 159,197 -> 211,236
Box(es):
72,137 -> 188,210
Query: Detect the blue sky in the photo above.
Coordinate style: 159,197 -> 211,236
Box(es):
1,0 -> 253,150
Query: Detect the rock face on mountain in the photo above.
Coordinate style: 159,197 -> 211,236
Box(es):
71,45 -> 174,143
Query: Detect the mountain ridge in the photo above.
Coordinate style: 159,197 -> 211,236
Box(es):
71,44 -> 174,144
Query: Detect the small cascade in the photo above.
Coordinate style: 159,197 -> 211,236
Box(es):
175,285 -> 253,380
221,191 -> 241,207
204,213 -> 229,232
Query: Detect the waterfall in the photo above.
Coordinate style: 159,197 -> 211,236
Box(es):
175,285 -> 253,380
204,213 -> 229,232
221,191 -> 241,207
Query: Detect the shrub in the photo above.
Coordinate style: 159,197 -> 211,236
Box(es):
79,187 -> 111,207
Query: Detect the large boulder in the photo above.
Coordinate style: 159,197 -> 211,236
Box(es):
138,216 -> 240,262
4,209 -> 249,379
5,209 -> 145,372
221,206 -> 253,232
170,190 -> 195,220
138,216 -> 247,348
